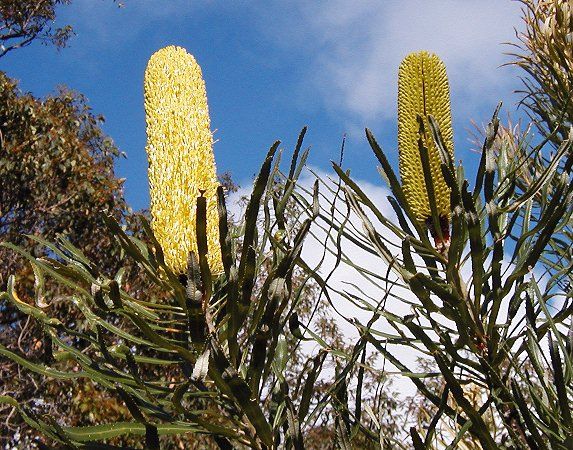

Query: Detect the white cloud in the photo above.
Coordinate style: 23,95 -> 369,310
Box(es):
252,0 -> 524,125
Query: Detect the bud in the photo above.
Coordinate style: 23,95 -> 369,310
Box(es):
397,51 -> 454,246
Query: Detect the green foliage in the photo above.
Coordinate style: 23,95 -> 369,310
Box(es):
0,0 -> 73,57
5,112 -> 572,448
0,71 -> 147,447
0,0 -> 120,57
508,0 -> 573,314
0,71 -> 127,269
0,132 -> 357,448
511,0 -> 573,145
0,69 -> 133,322
312,106 -> 573,448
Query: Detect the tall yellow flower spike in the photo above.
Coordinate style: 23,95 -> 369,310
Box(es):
144,45 -> 222,275
397,51 -> 454,246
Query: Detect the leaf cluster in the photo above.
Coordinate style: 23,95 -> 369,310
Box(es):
510,0 -> 573,145
0,0 -> 73,57
0,71 -> 151,447
0,131 -> 372,449
314,106 -> 573,448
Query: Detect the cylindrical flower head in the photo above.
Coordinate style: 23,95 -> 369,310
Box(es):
144,45 -> 222,275
397,51 -> 454,234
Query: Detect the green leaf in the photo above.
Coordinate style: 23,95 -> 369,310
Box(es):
549,333 -> 573,425
298,351 -> 327,422
63,422 -> 203,441
195,192 -> 213,300
365,128 -> 429,244
473,103 -> 501,199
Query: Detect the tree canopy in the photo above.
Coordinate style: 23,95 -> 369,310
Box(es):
0,71 -> 129,289
0,0 -> 73,57
0,71 -> 138,446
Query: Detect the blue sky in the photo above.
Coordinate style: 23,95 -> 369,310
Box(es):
1,0 -> 527,212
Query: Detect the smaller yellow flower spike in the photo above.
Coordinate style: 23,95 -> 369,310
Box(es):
397,51 -> 454,243
144,45 -> 222,275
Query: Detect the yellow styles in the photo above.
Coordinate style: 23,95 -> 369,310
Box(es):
144,45 -> 222,275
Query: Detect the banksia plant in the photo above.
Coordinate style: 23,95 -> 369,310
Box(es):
397,51 -> 454,249
0,124 -> 333,448
144,45 -> 222,275
1,37 -> 335,448
511,0 -> 573,144
4,4 -> 573,447
322,41 -> 573,447
509,1 -> 573,293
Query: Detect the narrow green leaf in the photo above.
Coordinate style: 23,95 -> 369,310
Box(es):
237,140 -> 280,302
461,180 -> 486,314
208,338 -> 273,446
216,185 -> 234,278
196,192 -> 213,300
365,128 -> 429,243
298,351 -> 327,422
474,103 -> 501,199
417,116 -> 444,244
549,333 -> 572,425
285,397 -> 304,450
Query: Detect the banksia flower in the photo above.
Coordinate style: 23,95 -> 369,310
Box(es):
397,51 -> 454,247
144,45 -> 222,275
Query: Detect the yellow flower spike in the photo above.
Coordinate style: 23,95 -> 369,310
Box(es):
397,51 -> 454,248
144,45 -> 222,275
